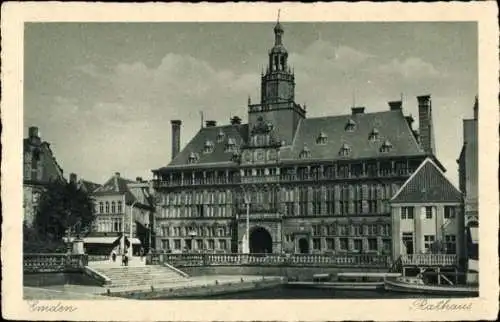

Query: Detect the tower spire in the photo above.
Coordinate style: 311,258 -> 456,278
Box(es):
277,9 -> 281,23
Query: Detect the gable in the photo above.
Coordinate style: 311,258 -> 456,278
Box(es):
391,158 -> 462,203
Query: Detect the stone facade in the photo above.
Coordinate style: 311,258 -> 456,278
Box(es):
23,126 -> 65,226
152,22 -> 442,257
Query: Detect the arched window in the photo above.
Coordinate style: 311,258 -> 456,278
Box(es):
105,201 -> 110,213
99,202 -> 104,213
117,201 -> 122,213
111,201 -> 116,213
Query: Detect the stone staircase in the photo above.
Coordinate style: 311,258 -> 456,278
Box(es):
91,265 -> 189,289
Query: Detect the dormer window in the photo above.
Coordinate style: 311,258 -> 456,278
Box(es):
299,145 -> 311,159
225,137 -> 237,153
203,140 -> 215,154
345,119 -> 356,132
316,131 -> 328,145
339,143 -> 351,157
380,140 -> 393,153
187,152 -> 199,164
216,129 -> 225,143
369,128 -> 379,141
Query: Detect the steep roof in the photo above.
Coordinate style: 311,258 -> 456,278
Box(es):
78,180 -> 101,194
165,124 -> 248,168
281,110 -> 423,161
93,175 -> 137,204
23,139 -> 65,183
158,108 -> 424,169
391,158 -> 462,204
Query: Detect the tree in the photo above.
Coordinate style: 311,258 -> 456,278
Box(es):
26,180 -> 96,252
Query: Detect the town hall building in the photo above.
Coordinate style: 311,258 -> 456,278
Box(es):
152,22 -> 444,256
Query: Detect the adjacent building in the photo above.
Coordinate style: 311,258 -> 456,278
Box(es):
82,172 -> 155,255
152,22 -> 445,256
457,97 -> 479,279
23,126 -> 66,227
390,158 -> 464,260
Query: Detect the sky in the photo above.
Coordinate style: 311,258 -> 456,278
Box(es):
24,22 -> 478,185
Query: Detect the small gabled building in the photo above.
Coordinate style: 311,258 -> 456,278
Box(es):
85,172 -> 155,255
390,158 -> 465,261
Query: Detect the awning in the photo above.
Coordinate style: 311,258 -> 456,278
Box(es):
63,237 -> 119,244
469,227 -> 479,244
63,236 -> 141,244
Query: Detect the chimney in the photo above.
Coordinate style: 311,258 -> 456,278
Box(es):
230,116 -> 242,125
388,101 -> 402,111
28,126 -> 39,138
115,172 -> 120,177
136,177 -> 143,182
351,107 -> 365,115
171,120 -> 182,160
205,120 -> 217,127
69,173 -> 77,184
417,95 -> 435,155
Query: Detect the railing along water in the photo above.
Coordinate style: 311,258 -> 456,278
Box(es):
400,254 -> 458,266
155,253 -> 391,268
23,253 -> 89,273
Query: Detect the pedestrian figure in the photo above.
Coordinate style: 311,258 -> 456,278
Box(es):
124,253 -> 129,266
140,247 -> 144,261
111,250 -> 117,262
121,254 -> 126,266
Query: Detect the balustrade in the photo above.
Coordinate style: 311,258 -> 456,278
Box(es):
23,253 -> 88,273
400,254 -> 457,267
154,253 -> 391,268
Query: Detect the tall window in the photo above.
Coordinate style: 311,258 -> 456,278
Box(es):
339,238 -> 348,250
425,206 -> 434,219
299,187 -> 308,216
424,235 -> 435,252
312,187 -> 322,214
111,201 -> 116,213
326,238 -> 335,250
105,202 -> 110,213
326,186 -> 335,215
353,239 -> 362,252
445,235 -> 456,254
313,238 -> 321,251
99,202 -> 104,213
117,201 -> 122,213
444,206 -> 456,219
401,206 -> 414,219
368,238 -> 377,251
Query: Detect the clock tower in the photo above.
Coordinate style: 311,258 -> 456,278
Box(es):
247,20 -> 306,149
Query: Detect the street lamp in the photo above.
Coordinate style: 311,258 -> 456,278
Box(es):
241,188 -> 250,254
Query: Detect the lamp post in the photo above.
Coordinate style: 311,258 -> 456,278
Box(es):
241,189 -> 250,254
129,200 -> 139,259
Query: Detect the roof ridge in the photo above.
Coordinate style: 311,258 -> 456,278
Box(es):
391,158 -> 431,201
305,110 -> 396,121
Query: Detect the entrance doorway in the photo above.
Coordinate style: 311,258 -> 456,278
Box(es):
298,238 -> 309,254
402,232 -> 414,255
249,227 -> 272,254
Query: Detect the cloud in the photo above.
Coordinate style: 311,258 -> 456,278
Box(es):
374,57 -> 442,79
